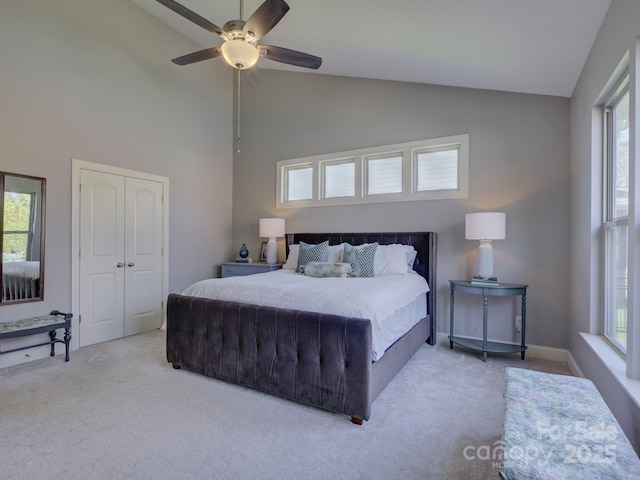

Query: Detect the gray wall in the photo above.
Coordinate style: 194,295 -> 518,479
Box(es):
569,0 -> 640,450
232,70 -> 570,349
0,0 -> 233,363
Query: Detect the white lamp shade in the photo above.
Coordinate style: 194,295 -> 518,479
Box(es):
221,39 -> 259,70
259,218 -> 285,238
465,212 -> 506,240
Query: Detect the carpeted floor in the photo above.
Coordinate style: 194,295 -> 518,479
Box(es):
0,330 -> 571,480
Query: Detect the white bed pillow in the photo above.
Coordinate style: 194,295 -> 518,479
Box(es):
283,244 -> 299,269
328,243 -> 345,263
283,243 -> 344,270
374,244 -> 416,276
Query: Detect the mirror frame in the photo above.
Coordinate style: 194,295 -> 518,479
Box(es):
0,172 -> 46,305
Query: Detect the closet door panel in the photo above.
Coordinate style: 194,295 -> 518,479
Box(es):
124,177 -> 163,335
79,170 -> 125,346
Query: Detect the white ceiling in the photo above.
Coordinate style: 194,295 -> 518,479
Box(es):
130,0 -> 611,98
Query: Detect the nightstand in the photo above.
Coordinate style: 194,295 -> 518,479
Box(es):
448,280 -> 528,362
221,262 -> 282,278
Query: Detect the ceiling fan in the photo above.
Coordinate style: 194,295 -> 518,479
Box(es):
156,0 -> 322,79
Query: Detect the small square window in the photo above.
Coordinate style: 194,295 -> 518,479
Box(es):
323,160 -> 355,199
366,154 -> 403,195
285,166 -> 313,202
415,147 -> 459,192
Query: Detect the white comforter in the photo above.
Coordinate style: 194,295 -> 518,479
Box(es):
3,261 -> 40,277
182,269 -> 429,360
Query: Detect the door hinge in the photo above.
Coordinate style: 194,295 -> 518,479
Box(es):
79,315 -> 82,324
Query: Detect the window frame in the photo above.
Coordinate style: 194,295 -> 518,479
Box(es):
281,163 -> 315,205
363,151 -> 404,197
319,157 -> 357,200
276,134 -> 469,209
602,74 -> 630,355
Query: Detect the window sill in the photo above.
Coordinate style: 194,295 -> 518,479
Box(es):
580,332 -> 640,409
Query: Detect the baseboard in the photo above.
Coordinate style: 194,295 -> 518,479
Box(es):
0,344 -> 52,369
566,351 -> 585,377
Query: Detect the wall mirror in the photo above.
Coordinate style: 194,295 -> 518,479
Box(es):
1,172 -> 46,304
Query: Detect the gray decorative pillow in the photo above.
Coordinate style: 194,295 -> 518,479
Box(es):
343,242 -> 378,277
296,240 -> 329,272
301,262 -> 352,278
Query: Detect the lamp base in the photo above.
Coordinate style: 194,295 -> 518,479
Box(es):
266,238 -> 278,265
476,240 -> 494,278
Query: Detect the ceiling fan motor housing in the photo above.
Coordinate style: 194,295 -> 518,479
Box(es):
223,20 -> 249,38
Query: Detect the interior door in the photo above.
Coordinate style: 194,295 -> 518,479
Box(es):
79,170 -> 125,347
123,177 -> 163,335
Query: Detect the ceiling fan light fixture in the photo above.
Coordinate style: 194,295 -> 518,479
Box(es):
221,39 -> 259,70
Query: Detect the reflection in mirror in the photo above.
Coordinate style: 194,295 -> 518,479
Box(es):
1,172 -> 45,304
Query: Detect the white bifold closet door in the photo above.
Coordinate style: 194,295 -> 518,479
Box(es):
79,170 -> 163,347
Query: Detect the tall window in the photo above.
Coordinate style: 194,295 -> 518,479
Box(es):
603,76 -> 629,353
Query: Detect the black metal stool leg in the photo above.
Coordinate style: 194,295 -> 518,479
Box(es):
49,330 -> 57,357
64,327 -> 71,362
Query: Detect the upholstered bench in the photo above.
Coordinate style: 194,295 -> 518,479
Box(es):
0,310 -> 72,361
500,367 -> 640,479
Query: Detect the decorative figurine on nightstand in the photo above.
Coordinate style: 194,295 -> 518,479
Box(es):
236,244 -> 252,263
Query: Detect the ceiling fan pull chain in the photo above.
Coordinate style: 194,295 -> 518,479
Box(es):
237,70 -> 241,153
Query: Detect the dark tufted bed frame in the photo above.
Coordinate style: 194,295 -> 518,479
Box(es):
166,232 -> 436,424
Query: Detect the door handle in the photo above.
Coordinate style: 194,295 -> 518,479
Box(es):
116,262 -> 124,268
127,262 -> 135,267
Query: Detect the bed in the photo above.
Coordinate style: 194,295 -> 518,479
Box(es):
2,261 -> 41,301
166,231 -> 436,424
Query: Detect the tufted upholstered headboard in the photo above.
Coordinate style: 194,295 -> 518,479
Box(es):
286,232 -> 437,344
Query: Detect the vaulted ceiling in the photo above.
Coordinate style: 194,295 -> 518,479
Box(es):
131,0 -> 611,97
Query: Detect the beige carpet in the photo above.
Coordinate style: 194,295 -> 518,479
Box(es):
0,330 -> 570,480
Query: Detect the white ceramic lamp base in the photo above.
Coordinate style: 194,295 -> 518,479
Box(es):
266,237 -> 278,264
477,240 -> 494,278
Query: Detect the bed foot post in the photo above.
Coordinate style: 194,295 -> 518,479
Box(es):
350,417 -> 363,425
171,362 -> 181,369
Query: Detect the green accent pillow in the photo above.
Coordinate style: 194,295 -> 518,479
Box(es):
296,240 -> 329,272
301,262 -> 353,278
343,242 -> 378,277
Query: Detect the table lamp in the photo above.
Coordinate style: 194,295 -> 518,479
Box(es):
465,212 -> 506,279
259,218 -> 285,264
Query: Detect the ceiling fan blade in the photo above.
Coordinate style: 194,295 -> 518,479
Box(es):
259,45 -> 322,70
172,47 -> 222,66
242,67 -> 262,88
243,0 -> 290,41
155,0 -> 229,40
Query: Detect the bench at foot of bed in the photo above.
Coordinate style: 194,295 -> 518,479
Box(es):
500,367 -> 640,479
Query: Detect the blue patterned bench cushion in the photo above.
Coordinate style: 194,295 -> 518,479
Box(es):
0,315 -> 66,336
500,367 -> 640,480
